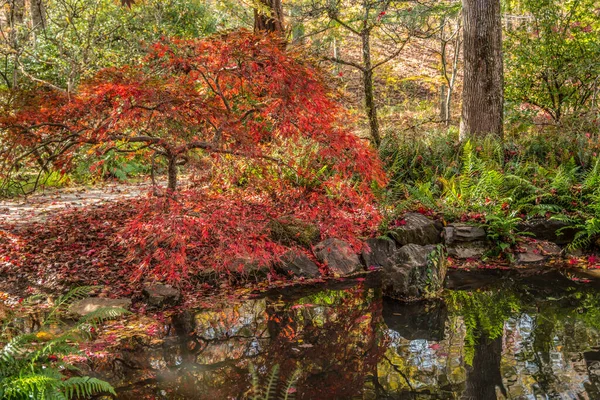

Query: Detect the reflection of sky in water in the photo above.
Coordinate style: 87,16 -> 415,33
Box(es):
407,339 -> 436,371
502,313 -> 597,399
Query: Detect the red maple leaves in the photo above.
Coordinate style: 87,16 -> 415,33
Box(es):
1,31 -> 386,285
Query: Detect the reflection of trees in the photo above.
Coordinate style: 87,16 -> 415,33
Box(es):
260,285 -> 387,400
99,280 -> 600,399
462,333 -> 506,399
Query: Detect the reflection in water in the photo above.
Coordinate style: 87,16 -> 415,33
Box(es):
100,276 -> 600,399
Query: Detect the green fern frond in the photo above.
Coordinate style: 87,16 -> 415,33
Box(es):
78,307 -> 130,329
45,287 -> 98,325
281,368 -> 300,400
60,377 -> 116,399
264,364 -> 280,400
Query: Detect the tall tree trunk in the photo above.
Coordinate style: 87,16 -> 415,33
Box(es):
460,0 -> 504,141
30,0 -> 46,31
7,0 -> 25,88
361,31 -> 381,148
253,0 -> 285,34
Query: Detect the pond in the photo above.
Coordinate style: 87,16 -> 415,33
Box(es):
96,271 -> 600,399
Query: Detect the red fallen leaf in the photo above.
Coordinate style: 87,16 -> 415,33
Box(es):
428,343 -> 441,350
356,277 -> 366,282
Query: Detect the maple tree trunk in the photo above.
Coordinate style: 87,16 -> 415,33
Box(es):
253,0 -> 285,34
460,0 -> 504,141
362,32 -> 381,148
167,156 -> 177,192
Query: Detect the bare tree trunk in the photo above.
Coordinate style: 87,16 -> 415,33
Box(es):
254,0 -> 285,34
6,0 -> 25,88
460,0 -> 504,140
30,0 -> 46,31
167,156 -> 177,192
362,31 -> 381,148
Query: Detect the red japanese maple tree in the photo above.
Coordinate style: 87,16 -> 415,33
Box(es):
1,31 -> 386,282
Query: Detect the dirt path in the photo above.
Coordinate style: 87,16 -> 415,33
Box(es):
0,181 -> 155,226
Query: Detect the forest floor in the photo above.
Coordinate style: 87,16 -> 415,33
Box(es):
0,180 -> 154,226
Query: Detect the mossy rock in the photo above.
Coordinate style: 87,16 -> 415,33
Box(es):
268,218 -> 320,248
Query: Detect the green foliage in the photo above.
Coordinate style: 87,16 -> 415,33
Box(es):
0,287 -> 129,399
1,0 -> 222,92
446,289 -> 521,365
385,129 -> 600,251
504,0 -> 600,122
249,364 -> 300,400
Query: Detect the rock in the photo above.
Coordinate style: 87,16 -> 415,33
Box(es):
517,218 -> 577,245
70,297 -> 131,317
276,252 -> 321,278
444,224 -> 486,244
387,213 -> 441,246
381,244 -> 447,299
361,237 -> 398,269
444,223 -> 489,259
516,240 -> 562,265
226,258 -> 270,280
447,243 -> 488,259
539,241 -> 562,256
143,283 -> 181,308
313,238 -> 363,276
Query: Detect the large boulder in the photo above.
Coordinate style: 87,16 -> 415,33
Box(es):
361,237 -> 398,269
143,283 -> 181,309
313,238 -> 363,276
387,213 -> 442,246
382,244 -> 447,300
517,218 -> 577,245
444,223 -> 489,259
276,252 -> 321,278
69,297 -> 131,317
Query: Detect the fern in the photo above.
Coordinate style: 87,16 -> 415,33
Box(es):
78,307 -> 130,330
0,288 -> 123,400
249,364 -> 300,400
60,377 -> 116,399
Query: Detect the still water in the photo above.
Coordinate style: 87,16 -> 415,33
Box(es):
102,272 -> 600,399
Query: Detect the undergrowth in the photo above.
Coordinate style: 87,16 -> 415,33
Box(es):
0,287 -> 129,399
382,129 -> 600,252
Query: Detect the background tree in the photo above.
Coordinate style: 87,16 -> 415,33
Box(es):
292,0 -> 439,147
504,0 -> 600,124
254,0 -> 285,34
460,0 -> 504,140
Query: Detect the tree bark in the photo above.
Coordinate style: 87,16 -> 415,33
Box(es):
253,0 -> 285,34
30,0 -> 46,31
362,31 -> 381,148
167,156 -> 177,192
460,0 -> 504,140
